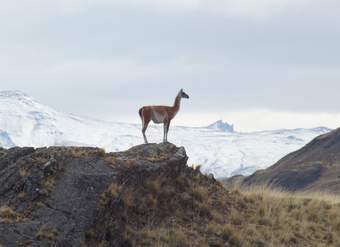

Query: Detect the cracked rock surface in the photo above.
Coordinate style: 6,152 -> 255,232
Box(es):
0,143 -> 187,246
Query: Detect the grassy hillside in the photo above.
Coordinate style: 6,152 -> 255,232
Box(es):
1,144 -> 340,247
219,185 -> 340,247
87,160 -> 340,247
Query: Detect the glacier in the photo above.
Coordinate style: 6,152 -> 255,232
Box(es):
0,90 -> 331,178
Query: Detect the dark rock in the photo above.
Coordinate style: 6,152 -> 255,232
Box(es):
0,143 -> 190,246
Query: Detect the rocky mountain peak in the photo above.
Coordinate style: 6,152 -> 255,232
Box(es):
207,120 -> 234,132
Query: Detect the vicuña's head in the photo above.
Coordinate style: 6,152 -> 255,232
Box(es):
179,89 -> 190,99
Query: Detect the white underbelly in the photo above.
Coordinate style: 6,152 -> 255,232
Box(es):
152,112 -> 165,123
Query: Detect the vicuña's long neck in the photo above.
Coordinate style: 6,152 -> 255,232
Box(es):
173,94 -> 181,111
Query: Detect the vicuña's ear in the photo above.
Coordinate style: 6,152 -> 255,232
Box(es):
180,88 -> 183,92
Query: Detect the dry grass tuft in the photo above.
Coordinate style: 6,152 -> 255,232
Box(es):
0,206 -> 15,219
105,183 -> 122,198
36,227 -> 58,241
19,167 -> 28,177
0,206 -> 25,223
68,148 -> 105,158
103,155 -> 117,166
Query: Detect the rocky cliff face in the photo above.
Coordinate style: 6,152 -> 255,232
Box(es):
0,146 -> 113,246
0,143 -> 237,247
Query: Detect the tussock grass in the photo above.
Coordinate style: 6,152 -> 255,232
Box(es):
225,185 -> 340,247
68,147 -> 105,158
87,164 -> 340,247
239,185 -> 340,205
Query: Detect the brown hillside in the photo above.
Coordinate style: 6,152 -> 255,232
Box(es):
1,143 -> 340,247
241,128 -> 340,193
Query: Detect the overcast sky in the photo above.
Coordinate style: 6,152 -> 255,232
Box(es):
1,0 -> 340,131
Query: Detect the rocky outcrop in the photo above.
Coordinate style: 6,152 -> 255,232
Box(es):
0,143 -> 236,247
0,146 -> 113,246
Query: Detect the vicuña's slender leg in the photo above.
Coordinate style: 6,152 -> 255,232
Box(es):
163,120 -> 170,143
142,118 -> 150,144
163,122 -> 167,143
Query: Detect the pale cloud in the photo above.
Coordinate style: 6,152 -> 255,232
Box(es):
0,0 -> 308,18
0,0 -> 339,131
110,0 -> 306,18
196,0 -> 306,18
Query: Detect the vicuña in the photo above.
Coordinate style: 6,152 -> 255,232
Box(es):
139,89 -> 189,144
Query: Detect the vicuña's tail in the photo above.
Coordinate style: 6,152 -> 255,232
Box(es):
138,107 -> 143,119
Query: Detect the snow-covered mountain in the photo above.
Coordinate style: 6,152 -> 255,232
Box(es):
0,91 -> 331,178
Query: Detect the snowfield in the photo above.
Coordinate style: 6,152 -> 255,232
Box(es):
0,91 -> 331,178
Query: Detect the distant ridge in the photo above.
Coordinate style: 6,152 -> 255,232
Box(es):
229,127 -> 340,193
